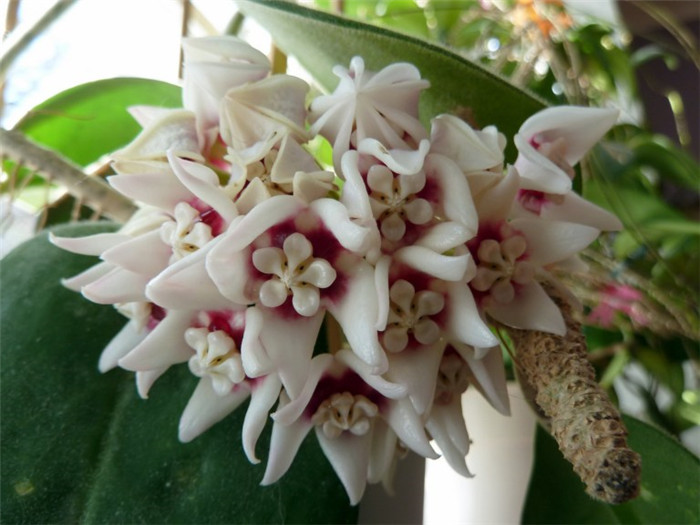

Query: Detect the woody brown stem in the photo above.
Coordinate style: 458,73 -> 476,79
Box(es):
508,284 -> 641,504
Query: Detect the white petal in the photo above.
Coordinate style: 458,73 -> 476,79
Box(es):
426,401 -> 473,477
101,229 -> 171,277
167,152 -> 237,224
272,353 -> 334,425
394,245 -> 471,282
240,307 -> 274,377
209,195 -> 304,256
49,232 -> 129,256
425,153 -> 478,233
259,308 -> 326,399
310,198 -> 373,254
98,320 -> 146,372
518,106 -> 618,166
487,281 -> 566,335
220,76 -> 309,150
430,114 -> 505,172
113,110 -> 199,161
206,239 -> 254,305
367,419 -> 398,484
416,221 -> 471,253
326,262 -> 388,374
136,368 -> 167,399
315,428 -> 371,505
357,137 -> 430,175
374,255 -> 391,331
61,261 -> 114,291
339,151 -> 374,220
385,342 -> 445,415
453,344 -> 510,415
242,374 -> 282,464
292,170 -> 336,204
539,192 -> 622,231
512,218 -> 599,266
384,398 -> 438,459
234,177 -> 272,215
271,135 -> 321,182
108,172 -> 192,210
82,267 -> 149,304
474,165 -> 519,221
146,240 -> 235,310
446,284 -> 498,347
261,416 -> 314,485
335,349 -> 407,400
178,376 -> 250,442
119,310 -> 195,370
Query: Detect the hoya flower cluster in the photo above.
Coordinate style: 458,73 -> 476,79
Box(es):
52,36 -> 621,504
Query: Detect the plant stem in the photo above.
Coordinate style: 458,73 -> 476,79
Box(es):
508,283 -> 641,504
1,128 -> 136,223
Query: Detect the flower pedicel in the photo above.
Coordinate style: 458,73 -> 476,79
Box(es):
52,35 -> 640,505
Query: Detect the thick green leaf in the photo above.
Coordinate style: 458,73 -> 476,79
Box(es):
237,0 -> 546,162
13,78 -> 182,167
522,416 -> 700,524
1,223 -> 357,524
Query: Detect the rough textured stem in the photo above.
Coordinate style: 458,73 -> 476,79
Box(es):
1,129 -> 136,222
509,284 -> 641,504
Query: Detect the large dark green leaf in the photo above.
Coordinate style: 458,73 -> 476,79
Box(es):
237,0 -> 546,162
522,416 -> 700,524
13,78 -> 182,167
1,223 -> 357,524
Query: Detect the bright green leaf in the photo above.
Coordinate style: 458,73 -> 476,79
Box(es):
13,78 -> 182,167
1,223 -> 357,524
522,416 -> 700,524
237,0 -> 546,162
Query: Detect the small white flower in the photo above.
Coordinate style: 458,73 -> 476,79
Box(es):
382,279 -> 445,352
186,327 -> 245,395
309,56 -> 430,172
182,36 -> 270,149
252,232 -> 337,317
262,352 -> 434,505
430,114 -> 506,174
514,105 -> 619,193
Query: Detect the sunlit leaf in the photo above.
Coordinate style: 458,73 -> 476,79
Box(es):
13,78 -> 182,167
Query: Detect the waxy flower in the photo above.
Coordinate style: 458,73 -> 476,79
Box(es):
467,168 -> 599,335
512,106 -> 622,231
262,351 -> 435,505
203,195 -> 387,395
51,35 -> 623,506
309,56 -> 430,172
182,36 -> 270,149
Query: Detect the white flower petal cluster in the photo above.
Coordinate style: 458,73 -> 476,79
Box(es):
52,36 -> 620,505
